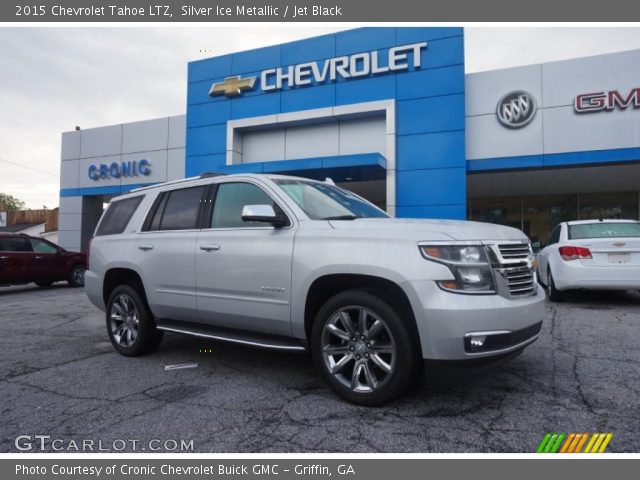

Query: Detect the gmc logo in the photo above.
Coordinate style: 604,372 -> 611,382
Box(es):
575,87 -> 640,113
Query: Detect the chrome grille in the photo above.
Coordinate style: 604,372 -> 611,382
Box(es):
492,242 -> 537,297
498,243 -> 531,260
502,265 -> 536,296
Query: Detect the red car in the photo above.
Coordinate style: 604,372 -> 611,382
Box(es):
0,233 -> 86,288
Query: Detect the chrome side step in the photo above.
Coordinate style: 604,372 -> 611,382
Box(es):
155,320 -> 307,352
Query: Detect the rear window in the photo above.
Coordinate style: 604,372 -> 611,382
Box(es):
147,186 -> 206,231
0,237 -> 32,252
569,222 -> 640,240
96,196 -> 143,236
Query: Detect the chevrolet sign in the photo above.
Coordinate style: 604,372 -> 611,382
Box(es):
209,42 -> 427,97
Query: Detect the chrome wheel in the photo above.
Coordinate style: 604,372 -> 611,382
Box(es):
109,294 -> 140,347
321,305 -> 396,394
72,265 -> 85,286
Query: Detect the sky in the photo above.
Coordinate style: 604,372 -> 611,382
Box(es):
1,26 -> 640,209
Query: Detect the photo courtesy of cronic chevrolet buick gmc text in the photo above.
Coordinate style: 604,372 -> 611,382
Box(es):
85,173 -> 545,405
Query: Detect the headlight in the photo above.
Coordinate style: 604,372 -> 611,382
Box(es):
420,244 -> 496,294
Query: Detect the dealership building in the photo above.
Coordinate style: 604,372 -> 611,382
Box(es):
58,27 -> 640,252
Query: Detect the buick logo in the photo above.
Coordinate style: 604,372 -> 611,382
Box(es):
496,91 -> 537,128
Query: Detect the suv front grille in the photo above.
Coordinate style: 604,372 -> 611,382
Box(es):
503,265 -> 536,296
498,243 -> 531,260
491,242 -> 537,298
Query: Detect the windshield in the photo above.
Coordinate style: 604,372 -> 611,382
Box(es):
569,222 -> 640,239
274,179 -> 388,220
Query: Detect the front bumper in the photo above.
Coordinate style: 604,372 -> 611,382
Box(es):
405,279 -> 546,361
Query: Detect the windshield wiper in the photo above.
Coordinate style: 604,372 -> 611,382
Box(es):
320,215 -> 359,220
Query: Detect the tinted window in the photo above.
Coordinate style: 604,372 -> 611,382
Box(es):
547,226 -> 561,245
159,186 -> 206,230
96,196 -> 143,236
211,182 -> 281,229
143,193 -> 168,232
30,239 -> 57,254
0,237 -> 32,252
569,222 -> 640,239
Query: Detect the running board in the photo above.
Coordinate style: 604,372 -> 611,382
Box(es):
155,320 -> 307,352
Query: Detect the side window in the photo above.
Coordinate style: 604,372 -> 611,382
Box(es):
143,193 -> 168,232
30,239 -> 57,254
157,186 -> 206,231
211,182 -> 282,229
0,237 -> 32,252
547,226 -> 561,246
96,196 -> 143,236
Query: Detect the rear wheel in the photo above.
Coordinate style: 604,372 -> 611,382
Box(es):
67,264 -> 85,287
311,290 -> 418,406
547,267 -> 564,302
106,285 -> 163,356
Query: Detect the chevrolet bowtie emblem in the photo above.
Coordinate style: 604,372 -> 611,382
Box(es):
209,76 -> 256,97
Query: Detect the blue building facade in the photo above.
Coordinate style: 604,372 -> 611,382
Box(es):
185,27 -> 466,219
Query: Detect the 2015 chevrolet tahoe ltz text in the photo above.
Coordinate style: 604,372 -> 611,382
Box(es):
85,173 -> 544,405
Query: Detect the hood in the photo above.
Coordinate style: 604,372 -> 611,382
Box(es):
328,218 -> 528,242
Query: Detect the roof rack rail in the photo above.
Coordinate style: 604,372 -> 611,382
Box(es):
199,172 -> 226,179
129,172 -> 229,194
130,175 -> 204,193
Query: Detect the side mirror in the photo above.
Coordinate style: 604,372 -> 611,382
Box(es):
241,205 -> 288,228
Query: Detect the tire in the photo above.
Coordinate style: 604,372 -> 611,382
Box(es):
311,289 -> 418,406
106,285 -> 163,357
35,281 -> 53,288
547,267 -> 564,302
67,264 -> 86,287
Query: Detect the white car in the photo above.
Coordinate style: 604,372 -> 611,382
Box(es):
538,219 -> 640,301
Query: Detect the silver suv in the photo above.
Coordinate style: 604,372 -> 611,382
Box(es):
85,173 -> 545,405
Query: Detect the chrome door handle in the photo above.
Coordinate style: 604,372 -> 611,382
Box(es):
138,245 -> 154,251
200,244 -> 220,252
0,256 -> 8,260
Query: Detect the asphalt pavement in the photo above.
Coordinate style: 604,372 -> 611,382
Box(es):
0,283 -> 638,452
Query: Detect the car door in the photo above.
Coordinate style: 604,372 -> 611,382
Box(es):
28,238 -> 67,282
195,180 -> 296,337
0,236 -> 31,284
135,185 -> 207,322
539,224 -> 562,283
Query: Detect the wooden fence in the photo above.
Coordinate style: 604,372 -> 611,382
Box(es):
0,208 -> 59,232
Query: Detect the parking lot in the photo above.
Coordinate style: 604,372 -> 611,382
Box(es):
0,284 -> 638,453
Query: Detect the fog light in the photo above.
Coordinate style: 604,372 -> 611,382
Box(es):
470,335 -> 486,348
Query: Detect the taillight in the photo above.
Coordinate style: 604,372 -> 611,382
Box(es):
559,245 -> 592,261
87,236 -> 94,270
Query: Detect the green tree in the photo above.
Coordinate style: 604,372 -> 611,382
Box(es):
0,193 -> 25,212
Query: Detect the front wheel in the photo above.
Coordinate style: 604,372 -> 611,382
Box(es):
106,285 -> 163,356
311,290 -> 418,406
67,264 -> 85,287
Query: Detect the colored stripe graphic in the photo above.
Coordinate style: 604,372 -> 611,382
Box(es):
536,433 -> 552,453
538,433 -> 612,453
584,433 -> 599,453
571,433 -> 589,453
559,433 -> 575,453
597,433 -> 613,453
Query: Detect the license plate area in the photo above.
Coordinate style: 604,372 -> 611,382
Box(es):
608,253 -> 630,264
